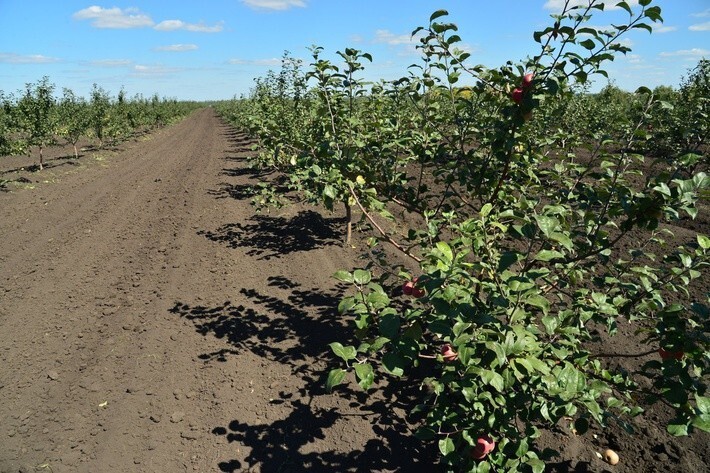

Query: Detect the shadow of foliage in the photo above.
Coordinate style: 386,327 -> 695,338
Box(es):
197,210 -> 345,259
171,279 -> 439,472
208,182 -> 258,201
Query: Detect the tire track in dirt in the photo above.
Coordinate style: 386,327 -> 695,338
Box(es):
0,110 -> 430,472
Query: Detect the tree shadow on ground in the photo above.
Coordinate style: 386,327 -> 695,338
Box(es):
170,279 -> 438,472
0,159 -> 82,175
211,398 -> 434,473
220,127 -> 257,154
208,182 -> 258,201
197,210 -> 345,260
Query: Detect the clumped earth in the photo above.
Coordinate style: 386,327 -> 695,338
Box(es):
0,110 -> 707,472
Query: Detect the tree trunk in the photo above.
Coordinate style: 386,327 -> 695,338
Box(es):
344,202 -> 352,246
39,146 -> 44,170
73,143 -> 79,159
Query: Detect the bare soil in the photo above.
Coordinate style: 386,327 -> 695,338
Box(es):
0,109 -> 707,472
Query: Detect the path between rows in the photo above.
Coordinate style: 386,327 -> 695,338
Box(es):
0,109 -> 428,472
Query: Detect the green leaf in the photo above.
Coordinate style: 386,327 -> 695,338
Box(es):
326,368 -> 347,392
615,1 -> 632,15
697,235 -> 710,250
436,241 -> 453,263
550,232 -> 573,250
333,270 -> 354,283
379,312 -> 400,339
536,250 -> 564,261
430,9 -> 448,22
329,342 -> 357,361
535,215 -> 558,237
644,6 -> 662,22
382,352 -> 405,377
353,269 -> 371,285
490,343 -> 507,366
526,458 -> 546,473
499,251 -> 521,272
480,203 -> 493,217
323,184 -> 336,200
338,297 -> 356,314
367,291 -> 390,309
667,422 -> 689,436
542,316 -> 559,334
438,437 -> 455,456
481,369 -> 505,392
579,38 -> 596,50
354,363 -> 374,390
526,295 -> 550,315
691,414 -> 710,433
415,427 -> 436,441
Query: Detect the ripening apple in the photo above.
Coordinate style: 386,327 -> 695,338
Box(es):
658,348 -> 684,360
402,280 -> 414,296
440,344 -> 457,362
511,88 -> 524,104
470,435 -> 496,460
522,72 -> 534,89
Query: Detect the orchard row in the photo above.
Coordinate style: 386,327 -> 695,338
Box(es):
216,1 -> 707,471
0,77 -> 200,169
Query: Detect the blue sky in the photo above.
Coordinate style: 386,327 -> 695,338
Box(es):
0,1 -> 708,101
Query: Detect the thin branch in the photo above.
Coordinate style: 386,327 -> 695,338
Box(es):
348,184 -> 423,263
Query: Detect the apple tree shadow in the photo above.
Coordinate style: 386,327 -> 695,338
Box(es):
170,279 -> 439,472
212,398 -> 435,473
197,210 -> 345,260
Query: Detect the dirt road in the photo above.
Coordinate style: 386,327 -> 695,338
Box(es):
0,109 -> 428,472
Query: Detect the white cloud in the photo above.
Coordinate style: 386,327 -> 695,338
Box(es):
228,58 -> 282,66
154,20 -> 223,33
659,48 -> 710,58
691,8 -> 710,18
90,59 -> 133,67
73,6 -> 154,29
132,64 -> 182,75
373,29 -> 415,46
242,0 -> 306,10
689,22 -> 710,32
0,53 -> 60,64
653,25 -> 677,34
544,0 -> 639,12
154,44 -> 199,52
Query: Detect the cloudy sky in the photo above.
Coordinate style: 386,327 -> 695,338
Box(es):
0,1 -> 708,101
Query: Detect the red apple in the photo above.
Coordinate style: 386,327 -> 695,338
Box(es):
470,435 -> 495,460
402,281 -> 414,295
409,277 -> 425,298
511,88 -> 524,104
440,344 -> 458,362
658,348 -> 684,360
522,72 -> 534,89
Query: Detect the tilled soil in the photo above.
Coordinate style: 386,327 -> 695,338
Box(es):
0,109 -> 707,473
0,109 -> 429,472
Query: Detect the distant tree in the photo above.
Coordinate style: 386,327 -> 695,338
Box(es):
89,84 -> 111,148
16,77 -> 56,170
57,88 -> 89,159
